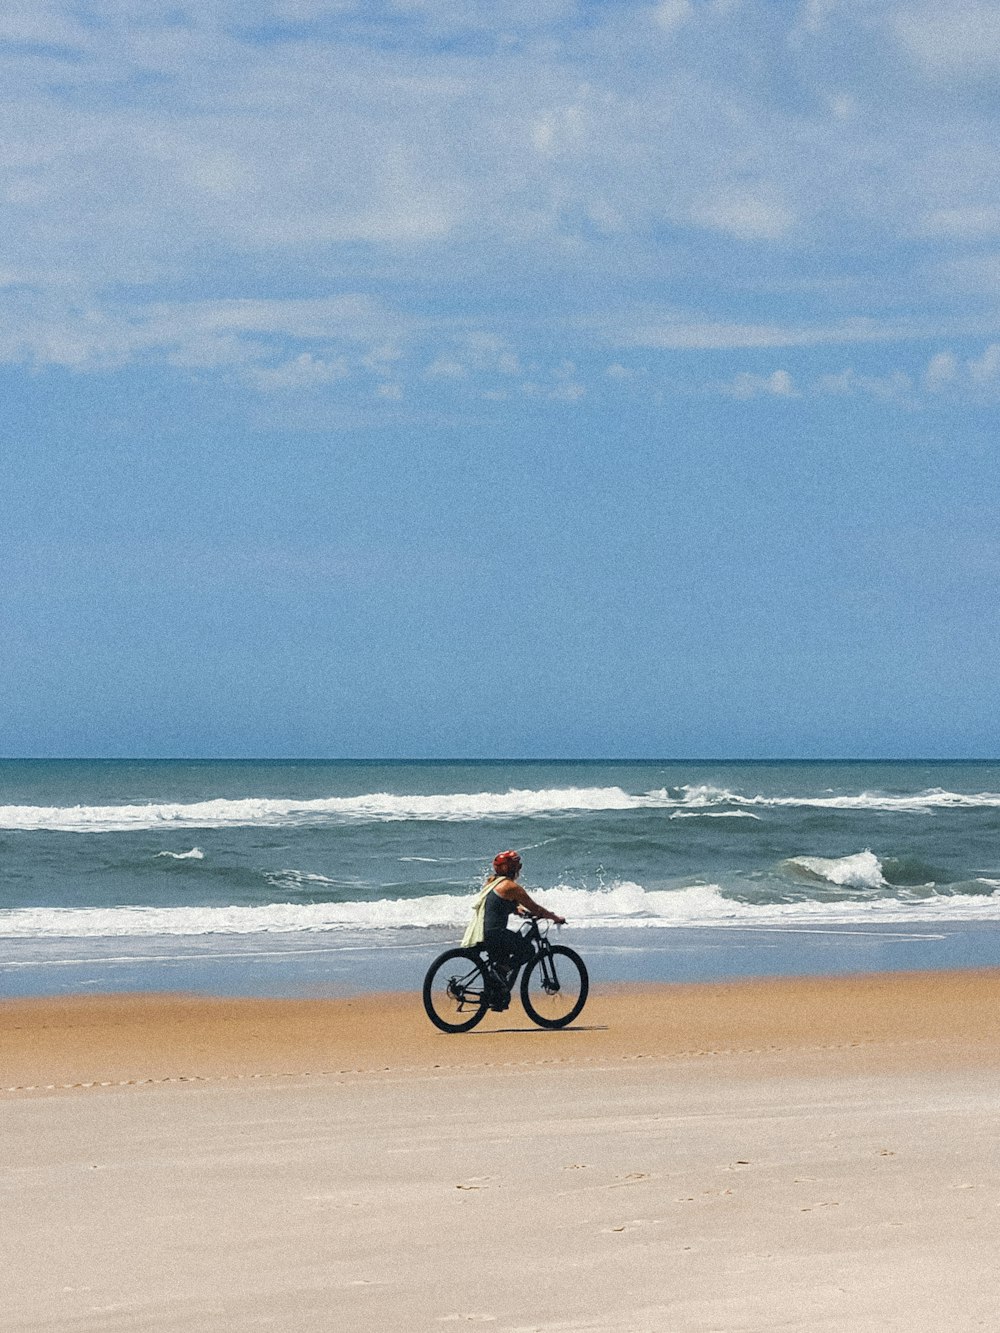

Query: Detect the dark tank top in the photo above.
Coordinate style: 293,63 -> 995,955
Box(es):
483,884 -> 517,935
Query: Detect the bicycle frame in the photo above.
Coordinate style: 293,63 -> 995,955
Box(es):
453,920 -> 558,1009
515,918 -> 561,992
473,918 -> 552,995
448,960 -> 488,1011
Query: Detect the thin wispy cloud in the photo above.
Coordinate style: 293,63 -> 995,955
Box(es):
2,0 -> 1000,404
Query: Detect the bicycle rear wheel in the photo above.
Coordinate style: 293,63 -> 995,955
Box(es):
520,945 -> 589,1029
423,948 -> 490,1033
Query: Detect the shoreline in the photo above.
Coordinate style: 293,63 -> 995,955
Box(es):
5,967 -> 1000,1093
6,917 -> 1000,1001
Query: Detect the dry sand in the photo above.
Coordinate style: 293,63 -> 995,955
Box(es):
3,971 -> 999,1331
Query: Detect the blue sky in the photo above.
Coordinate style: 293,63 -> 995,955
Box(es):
2,0 -> 999,758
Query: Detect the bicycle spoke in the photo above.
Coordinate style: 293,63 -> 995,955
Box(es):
520,946 -> 589,1029
423,948 -> 490,1033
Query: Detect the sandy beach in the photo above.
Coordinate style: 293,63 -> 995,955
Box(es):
4,971 -> 999,1331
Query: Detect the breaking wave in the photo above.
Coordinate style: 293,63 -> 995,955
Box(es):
3,879 -> 1000,938
4,782 -> 1000,833
783,850 -> 887,890
674,784 -> 1000,814
0,786 -> 639,833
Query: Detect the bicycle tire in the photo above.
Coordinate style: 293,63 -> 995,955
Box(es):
422,947 -> 490,1033
520,945 -> 589,1029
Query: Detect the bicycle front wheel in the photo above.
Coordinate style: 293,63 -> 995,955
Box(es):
520,945 -> 589,1028
423,948 -> 490,1033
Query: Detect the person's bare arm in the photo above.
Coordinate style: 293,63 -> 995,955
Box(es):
496,879 -> 565,925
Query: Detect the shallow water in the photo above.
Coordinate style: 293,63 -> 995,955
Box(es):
2,759 -> 999,995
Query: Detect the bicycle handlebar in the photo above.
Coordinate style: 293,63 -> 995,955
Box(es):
518,916 -> 561,938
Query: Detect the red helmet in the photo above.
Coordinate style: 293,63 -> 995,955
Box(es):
493,850 -> 521,877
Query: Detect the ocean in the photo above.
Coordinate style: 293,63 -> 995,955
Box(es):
2,759 -> 1000,998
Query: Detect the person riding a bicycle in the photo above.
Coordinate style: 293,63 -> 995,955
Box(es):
465,851 -> 565,1005
425,851 -> 586,1031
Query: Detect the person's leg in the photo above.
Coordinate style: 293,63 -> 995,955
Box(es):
511,929 -> 535,974
482,930 -> 517,1007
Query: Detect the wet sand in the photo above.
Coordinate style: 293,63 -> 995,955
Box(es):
4,971 -> 999,1330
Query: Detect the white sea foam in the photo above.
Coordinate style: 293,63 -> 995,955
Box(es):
155,847 -> 205,861
783,850 -> 887,890
671,784 -> 1000,814
669,810 -> 761,820
0,786 -> 640,833
3,879 -> 1000,939
267,870 -> 341,888
3,782 -> 1000,833
5,778 -> 1000,831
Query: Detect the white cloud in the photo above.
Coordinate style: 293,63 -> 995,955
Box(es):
385,0 -> 578,35
531,103 -> 588,159
425,356 -> 466,378
920,342 -> 1000,395
920,207 -> 1000,239
924,350 -> 958,390
826,93 -> 857,120
2,0 -> 1000,405
0,2 -> 88,44
362,343 -> 405,373
792,0 -> 841,38
0,291 -> 413,371
689,194 -> 796,242
968,342 -> 1000,382
269,1 -> 355,17
814,347 -> 1000,402
149,296 -> 404,341
250,352 -> 351,391
0,0 -> 929,298
814,367 -> 915,402
620,312 -> 1000,352
893,2 -> 1000,76
721,369 -> 798,399
814,368 -> 854,394
623,317 -> 884,351
654,0 -> 694,35
858,370 -> 914,402
548,380 -> 586,401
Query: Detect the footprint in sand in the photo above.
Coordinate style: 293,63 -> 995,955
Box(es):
609,1172 -> 649,1188
602,1218 -> 661,1234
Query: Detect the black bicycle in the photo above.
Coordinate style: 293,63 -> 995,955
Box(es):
422,918 -> 589,1033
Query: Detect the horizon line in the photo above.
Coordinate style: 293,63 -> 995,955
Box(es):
1,756 -> 997,765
